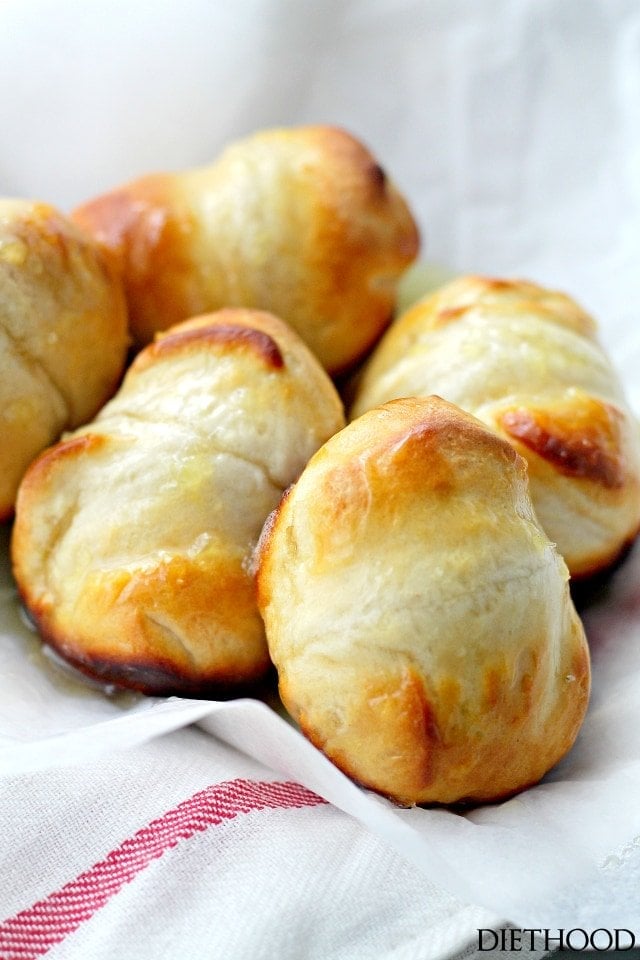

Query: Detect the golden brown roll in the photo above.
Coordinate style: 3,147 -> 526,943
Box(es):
352,276 -> 640,577
12,308 -> 345,695
72,125 -> 420,373
256,396 -> 590,806
0,198 -> 128,520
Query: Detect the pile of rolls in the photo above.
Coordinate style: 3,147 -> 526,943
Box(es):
5,125 -> 639,805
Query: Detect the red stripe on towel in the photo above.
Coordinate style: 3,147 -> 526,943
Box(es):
0,778 -> 326,959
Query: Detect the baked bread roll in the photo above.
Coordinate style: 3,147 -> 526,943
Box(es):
256,396 -> 590,806
0,198 -> 128,520
12,308 -> 345,695
352,276 -> 640,577
72,125 -> 420,373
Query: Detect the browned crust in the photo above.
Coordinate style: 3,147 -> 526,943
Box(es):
136,322 -> 284,371
16,548 -> 272,696
17,591 -> 268,697
368,161 -> 388,192
433,304 -> 471,326
286,646 -> 590,807
73,190 -> 139,267
303,131 -> 419,374
73,176 -> 197,345
326,309 -> 395,380
281,667 -> 436,806
309,125 -> 410,212
361,397 -> 524,483
72,177 -> 182,278
499,399 -> 626,489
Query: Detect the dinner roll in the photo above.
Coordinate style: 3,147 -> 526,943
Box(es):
352,276 -> 640,577
12,309 -> 345,695
256,396 -> 590,806
72,125 -> 419,373
0,198 -> 128,520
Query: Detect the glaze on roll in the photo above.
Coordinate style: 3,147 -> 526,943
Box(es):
12,309 -> 345,695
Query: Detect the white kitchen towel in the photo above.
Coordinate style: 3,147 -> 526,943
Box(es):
0,728 -> 522,960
